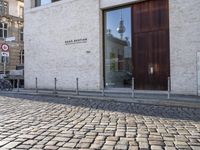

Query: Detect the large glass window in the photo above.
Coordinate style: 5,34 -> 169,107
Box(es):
0,22 -> 8,38
104,7 -> 132,88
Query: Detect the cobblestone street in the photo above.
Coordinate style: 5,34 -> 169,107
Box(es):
0,94 -> 200,150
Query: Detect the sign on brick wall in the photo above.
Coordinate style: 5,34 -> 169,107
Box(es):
65,38 -> 87,45
1,43 -> 9,52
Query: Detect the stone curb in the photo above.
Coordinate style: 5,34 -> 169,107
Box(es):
0,91 -> 200,109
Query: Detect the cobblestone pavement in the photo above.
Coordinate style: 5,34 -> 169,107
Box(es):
0,94 -> 200,150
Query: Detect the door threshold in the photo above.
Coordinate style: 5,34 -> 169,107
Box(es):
105,88 -> 168,94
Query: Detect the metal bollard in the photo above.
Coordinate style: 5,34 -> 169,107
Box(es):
36,77 -> 38,93
76,78 -> 79,95
17,79 -> 19,92
102,87 -> 105,97
102,86 -> 105,97
167,77 -> 171,99
132,77 -> 135,98
102,79 -> 105,96
12,77 -> 15,89
54,77 -> 57,94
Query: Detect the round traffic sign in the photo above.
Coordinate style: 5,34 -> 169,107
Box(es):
1,44 -> 9,52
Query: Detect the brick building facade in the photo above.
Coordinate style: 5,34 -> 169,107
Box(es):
0,0 -> 24,74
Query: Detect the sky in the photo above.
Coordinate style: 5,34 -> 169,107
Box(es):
105,7 -> 132,42
41,0 -> 51,5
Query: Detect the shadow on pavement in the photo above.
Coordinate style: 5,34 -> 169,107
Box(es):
0,93 -> 200,122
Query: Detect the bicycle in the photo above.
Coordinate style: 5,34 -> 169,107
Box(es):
0,79 -> 13,91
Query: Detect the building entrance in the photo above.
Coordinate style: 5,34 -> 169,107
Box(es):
104,0 -> 170,90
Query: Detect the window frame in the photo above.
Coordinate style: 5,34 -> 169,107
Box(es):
19,6 -> 24,18
103,6 -> 133,88
34,0 -> 60,7
0,1 -> 8,15
20,27 -> 23,41
20,49 -> 24,64
3,1 -> 8,15
0,22 -> 8,39
0,1 -> 3,15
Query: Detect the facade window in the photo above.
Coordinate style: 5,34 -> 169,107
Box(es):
3,1 -> 8,15
0,22 -> 8,38
35,0 -> 60,7
104,7 -> 132,88
20,27 -> 23,41
0,0 -> 3,15
19,6 -> 24,18
19,49 -> 24,64
0,1 -> 8,15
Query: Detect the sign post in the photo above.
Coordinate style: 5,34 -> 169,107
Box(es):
5,37 -> 15,42
3,60 -> 6,75
1,43 -> 9,75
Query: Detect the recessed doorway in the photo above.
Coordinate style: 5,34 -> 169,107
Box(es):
103,0 -> 170,90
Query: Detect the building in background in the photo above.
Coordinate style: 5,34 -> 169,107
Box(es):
0,0 -> 24,86
24,0 -> 200,95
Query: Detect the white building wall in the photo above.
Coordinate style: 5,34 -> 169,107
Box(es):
100,0 -> 141,9
25,0 -> 200,95
169,0 -> 200,95
24,0 -> 101,90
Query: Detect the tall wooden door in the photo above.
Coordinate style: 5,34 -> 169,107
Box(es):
132,0 -> 170,90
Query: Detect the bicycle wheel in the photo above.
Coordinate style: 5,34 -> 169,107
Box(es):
4,80 -> 13,91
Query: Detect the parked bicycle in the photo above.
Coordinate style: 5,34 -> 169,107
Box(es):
0,79 -> 13,91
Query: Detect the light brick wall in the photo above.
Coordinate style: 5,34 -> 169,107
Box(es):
169,0 -> 200,95
100,0 -> 141,9
25,0 -> 101,90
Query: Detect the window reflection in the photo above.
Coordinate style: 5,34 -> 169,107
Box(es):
104,7 -> 132,88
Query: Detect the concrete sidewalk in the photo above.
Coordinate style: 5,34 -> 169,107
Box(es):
0,88 -> 200,109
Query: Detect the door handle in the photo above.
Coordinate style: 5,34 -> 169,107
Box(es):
149,66 -> 154,75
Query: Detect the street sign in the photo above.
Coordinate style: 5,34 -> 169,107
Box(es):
1,44 -> 9,52
5,37 -> 16,42
1,52 -> 9,57
10,70 -> 24,76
